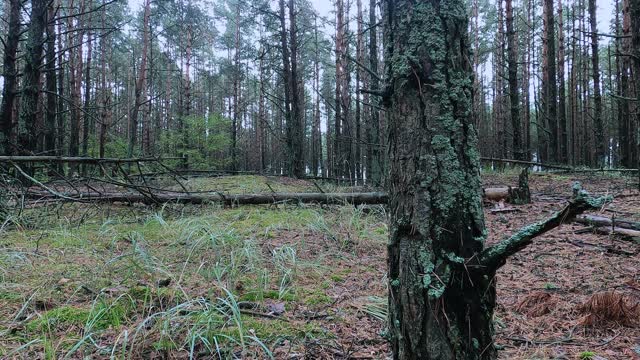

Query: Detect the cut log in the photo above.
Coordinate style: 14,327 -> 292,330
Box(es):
483,168 -> 531,203
484,187 -> 511,201
575,214 -> 640,231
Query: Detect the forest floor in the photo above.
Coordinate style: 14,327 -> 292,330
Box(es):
0,172 -> 638,359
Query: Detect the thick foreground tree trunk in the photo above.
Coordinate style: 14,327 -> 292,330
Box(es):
383,0 -> 495,358
382,1 -> 605,359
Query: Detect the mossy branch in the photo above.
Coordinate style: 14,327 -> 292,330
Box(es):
479,183 -> 609,271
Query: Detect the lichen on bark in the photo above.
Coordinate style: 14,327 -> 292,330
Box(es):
385,0 -> 494,358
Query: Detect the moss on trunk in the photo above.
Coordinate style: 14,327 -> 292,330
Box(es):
383,0 -> 496,358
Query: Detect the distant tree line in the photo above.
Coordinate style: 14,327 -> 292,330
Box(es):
0,0 -> 638,181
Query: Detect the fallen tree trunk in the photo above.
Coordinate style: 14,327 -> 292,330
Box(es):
0,156 -> 183,164
480,157 -> 572,170
575,214 -> 640,231
592,226 -> 640,239
24,191 -> 390,206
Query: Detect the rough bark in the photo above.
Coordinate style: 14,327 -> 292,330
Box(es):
543,0 -> 558,162
128,0 -> 150,158
367,0 -> 382,186
18,0 -> 47,155
383,0 -> 495,358
288,0 -> 305,178
44,1 -> 58,156
82,0 -> 94,160
630,0 -> 640,187
588,0 -> 605,166
506,0 -> 522,160
557,0 -> 568,163
0,0 -> 20,155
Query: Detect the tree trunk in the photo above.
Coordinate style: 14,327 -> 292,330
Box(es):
368,0 -> 382,185
18,0 -> 47,156
630,0 -> 640,187
0,0 -> 21,155
128,0 -> 150,159
68,0 -> 85,172
288,0 -> 304,178
355,0 -> 364,183
82,0 -> 93,161
542,0 -> 558,163
588,0 -> 605,166
506,0 -> 522,160
383,0 -> 496,358
44,0 -> 58,157
557,0 -> 568,164
334,0 -> 344,179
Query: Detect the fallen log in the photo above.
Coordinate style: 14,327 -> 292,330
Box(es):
24,191 -> 390,206
480,157 -> 572,170
592,226 -> 640,239
0,156 -> 182,164
575,214 -> 640,231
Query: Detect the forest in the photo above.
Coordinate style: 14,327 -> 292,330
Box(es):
0,0 -> 639,358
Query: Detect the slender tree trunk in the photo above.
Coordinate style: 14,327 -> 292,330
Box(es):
588,0 -> 605,166
334,0 -> 344,179
506,0 -> 522,160
368,0 -> 381,185
541,0 -> 558,162
288,0 -> 304,178
630,0 -> 640,186
44,0 -> 58,156
0,0 -> 21,155
68,0 -> 85,172
557,0 -> 568,164
18,0 -> 47,156
355,0 -> 364,182
82,0 -> 93,161
231,4 -> 240,171
312,17 -> 322,177
128,0 -> 150,159
56,19 -> 66,170
384,0 -> 495,358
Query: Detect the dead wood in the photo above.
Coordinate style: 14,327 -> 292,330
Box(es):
479,184 -> 609,270
23,191 -> 390,206
575,214 -> 640,231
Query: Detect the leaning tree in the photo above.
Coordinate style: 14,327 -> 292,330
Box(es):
383,0 -> 605,359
